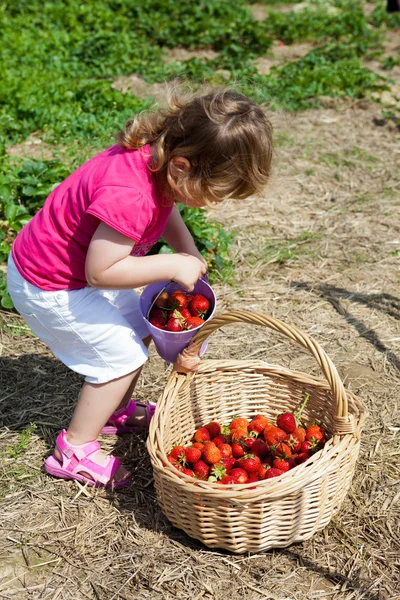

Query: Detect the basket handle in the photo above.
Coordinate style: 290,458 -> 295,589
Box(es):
183,310 -> 354,431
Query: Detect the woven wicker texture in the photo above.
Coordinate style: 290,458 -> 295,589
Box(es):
147,311 -> 368,553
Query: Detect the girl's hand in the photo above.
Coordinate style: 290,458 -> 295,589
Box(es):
173,253 -> 207,291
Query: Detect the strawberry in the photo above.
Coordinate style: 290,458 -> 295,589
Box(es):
169,291 -> 188,310
272,442 -> 292,459
231,427 -> 248,442
264,425 -> 287,447
204,421 -> 221,439
272,458 -> 290,472
208,462 -> 226,482
221,457 -> 236,472
306,425 -> 324,443
193,427 -> 210,443
285,433 -> 302,453
286,457 -> 297,470
185,446 -> 202,464
149,308 -> 167,321
150,317 -> 166,329
238,454 -> 261,474
202,442 -> 222,465
230,468 -> 249,484
262,455 -> 274,467
179,308 -> 192,320
248,414 -> 269,435
293,427 -> 306,442
231,441 -> 245,458
185,316 -> 205,330
220,475 -> 236,485
167,455 -> 180,468
277,412 -> 296,434
192,441 -> 205,449
170,445 -> 186,461
166,317 -> 184,332
251,439 -> 269,459
247,475 -> 260,484
154,291 -> 170,308
296,452 -> 311,464
181,467 -> 195,477
219,443 -> 233,458
301,440 -> 314,454
189,294 -> 210,318
213,434 -> 227,447
230,417 -> 249,431
193,460 -> 210,480
258,464 -> 270,479
244,437 -> 256,450
264,468 -> 284,479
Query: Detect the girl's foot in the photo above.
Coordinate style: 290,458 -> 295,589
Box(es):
44,430 -> 130,488
101,400 -> 156,435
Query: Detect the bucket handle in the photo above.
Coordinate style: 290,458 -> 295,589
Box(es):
179,310 -> 354,430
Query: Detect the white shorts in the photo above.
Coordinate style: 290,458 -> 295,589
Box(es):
7,253 -> 150,384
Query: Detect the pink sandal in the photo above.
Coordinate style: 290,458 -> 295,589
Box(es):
100,400 -> 156,435
44,429 -> 130,488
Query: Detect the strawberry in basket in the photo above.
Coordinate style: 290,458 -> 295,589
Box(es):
165,394 -> 327,485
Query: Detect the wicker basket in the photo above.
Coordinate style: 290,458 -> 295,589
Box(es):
147,311 -> 368,553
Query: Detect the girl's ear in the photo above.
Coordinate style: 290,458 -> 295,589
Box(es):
169,156 -> 191,177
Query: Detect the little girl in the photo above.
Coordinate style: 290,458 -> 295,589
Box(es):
7,87 -> 273,488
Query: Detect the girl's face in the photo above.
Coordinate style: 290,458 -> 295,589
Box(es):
169,156 -> 209,208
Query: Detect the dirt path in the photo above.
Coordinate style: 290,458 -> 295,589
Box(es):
1,98 -> 399,599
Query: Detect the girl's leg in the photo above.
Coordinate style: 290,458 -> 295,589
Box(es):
56,368 -> 141,483
113,336 -> 152,428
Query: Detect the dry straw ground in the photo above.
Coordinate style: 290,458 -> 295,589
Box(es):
1,30 -> 400,600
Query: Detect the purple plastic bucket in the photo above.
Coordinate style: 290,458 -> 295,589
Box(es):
139,279 -> 216,363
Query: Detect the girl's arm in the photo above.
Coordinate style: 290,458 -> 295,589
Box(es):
162,205 -> 207,267
85,222 -> 206,291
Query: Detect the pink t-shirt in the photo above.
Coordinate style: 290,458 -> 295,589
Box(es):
12,144 -> 173,291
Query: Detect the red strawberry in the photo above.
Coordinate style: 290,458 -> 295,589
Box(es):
169,291 -> 188,310
230,417 -> 249,431
150,317 -> 167,329
192,441 -> 205,449
285,433 -> 302,453
306,425 -> 324,443
238,454 -> 261,474
170,445 -> 186,461
251,439 -> 269,459
193,460 -> 210,480
193,427 -> 211,443
293,427 -> 306,442
286,457 -> 297,470
231,441 -> 245,458
277,412 -> 296,434
296,452 -> 311,464
189,294 -> 210,318
166,317 -> 184,332
220,475 -> 236,485
219,443 -> 233,458
185,446 -> 202,464
264,425 -> 287,447
167,455 -> 180,468
185,316 -> 205,330
230,468 -> 249,484
180,308 -> 192,320
181,467 -> 195,477
213,434 -> 227,446
149,308 -> 167,321
247,475 -> 260,484
154,291 -> 170,308
221,457 -> 236,472
272,458 -> 290,472
231,427 -> 248,442
301,440 -> 314,453
202,442 -> 222,465
258,464 -> 270,479
264,468 -> 284,479
248,414 -> 269,434
272,443 -> 292,459
209,462 -> 227,482
204,421 -> 221,439
244,437 -> 256,450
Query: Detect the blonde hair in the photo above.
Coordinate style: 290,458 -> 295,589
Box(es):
116,86 -> 273,204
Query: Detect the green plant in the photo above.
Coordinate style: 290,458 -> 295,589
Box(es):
3,423 -> 37,459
